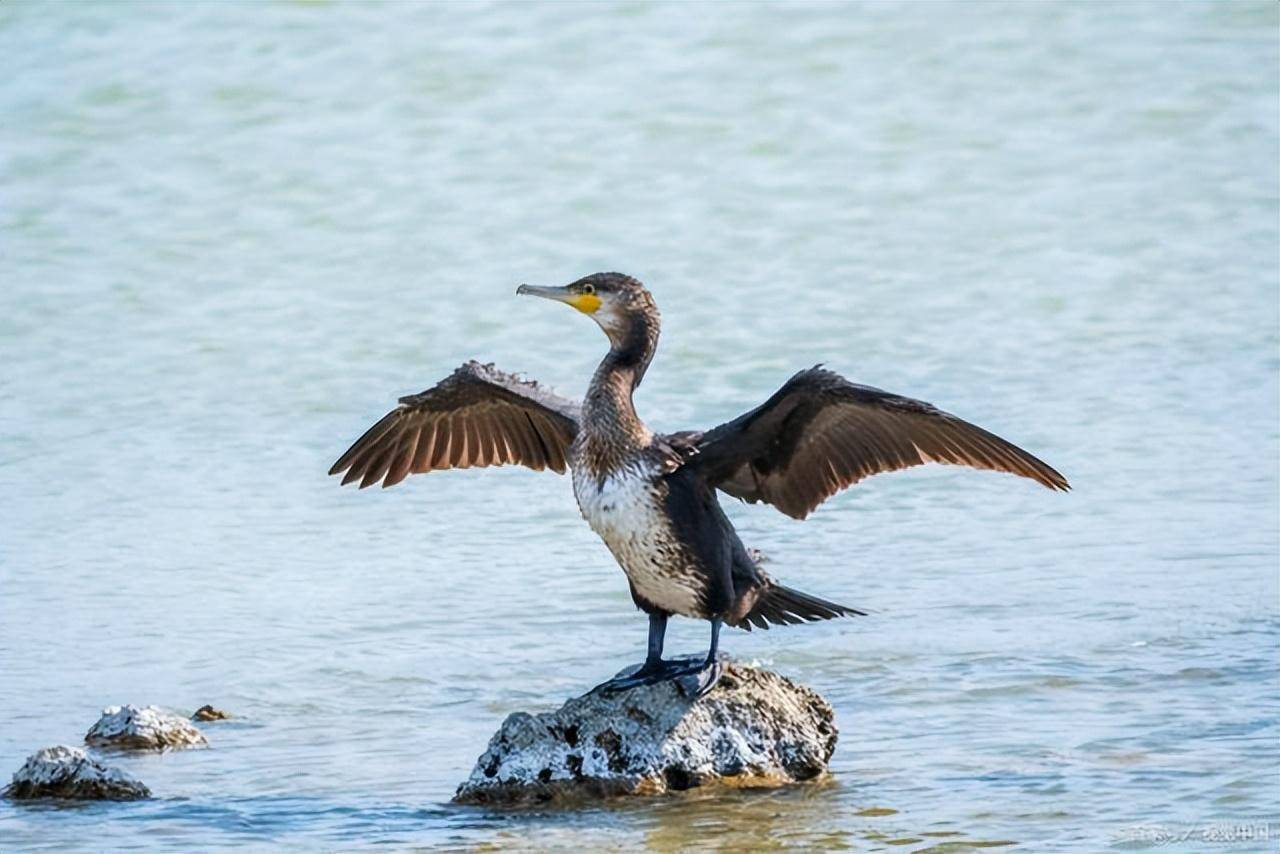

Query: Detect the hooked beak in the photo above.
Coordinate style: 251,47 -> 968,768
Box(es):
516,283 -> 574,303
517,284 -> 601,315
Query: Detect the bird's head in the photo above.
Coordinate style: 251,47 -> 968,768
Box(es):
517,272 -> 659,352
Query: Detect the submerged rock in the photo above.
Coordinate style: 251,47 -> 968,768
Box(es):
85,705 -> 208,751
192,704 -> 230,722
454,660 -> 836,805
3,745 -> 150,801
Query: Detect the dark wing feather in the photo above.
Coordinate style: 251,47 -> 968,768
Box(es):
695,366 -> 1068,520
329,360 -> 580,488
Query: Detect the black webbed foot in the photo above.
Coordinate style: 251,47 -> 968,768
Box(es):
596,654 -> 725,700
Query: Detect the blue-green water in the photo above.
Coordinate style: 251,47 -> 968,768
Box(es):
2,2 -> 1277,850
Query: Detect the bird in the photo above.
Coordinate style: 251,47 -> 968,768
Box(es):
329,272 -> 1068,696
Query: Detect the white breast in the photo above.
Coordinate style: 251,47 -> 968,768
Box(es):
572,463 -> 704,617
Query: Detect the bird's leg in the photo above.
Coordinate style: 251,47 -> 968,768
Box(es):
643,612 -> 667,670
684,618 -> 724,698
596,616 -> 724,699
704,617 -> 721,665
597,613 -> 669,693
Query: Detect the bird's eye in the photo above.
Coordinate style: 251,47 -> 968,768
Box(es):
582,284 -> 596,295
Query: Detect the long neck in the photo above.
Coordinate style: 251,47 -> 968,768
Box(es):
581,311 -> 659,471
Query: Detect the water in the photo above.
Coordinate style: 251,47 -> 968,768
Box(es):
2,1 -> 1277,850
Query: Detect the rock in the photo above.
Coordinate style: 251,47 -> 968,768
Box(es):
454,660 -> 836,805
85,705 -> 209,751
3,745 -> 150,801
192,704 -> 230,722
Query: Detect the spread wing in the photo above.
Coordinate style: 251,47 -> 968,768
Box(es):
329,360 -> 580,488
695,366 -> 1068,520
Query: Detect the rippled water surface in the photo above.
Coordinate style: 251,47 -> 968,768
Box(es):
2,2 -> 1277,851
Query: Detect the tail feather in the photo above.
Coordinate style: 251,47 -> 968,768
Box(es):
735,583 -> 866,631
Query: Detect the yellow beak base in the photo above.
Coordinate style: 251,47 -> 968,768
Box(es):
568,293 -> 602,314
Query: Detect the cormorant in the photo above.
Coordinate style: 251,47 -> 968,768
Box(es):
329,272 -> 1068,695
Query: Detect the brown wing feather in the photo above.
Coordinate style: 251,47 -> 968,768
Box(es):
329,360 -> 581,489
696,366 -> 1068,520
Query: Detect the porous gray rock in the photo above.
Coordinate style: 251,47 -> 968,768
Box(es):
454,661 -> 836,805
3,745 -> 150,801
85,704 -> 208,751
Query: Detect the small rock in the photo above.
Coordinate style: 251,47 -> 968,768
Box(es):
192,704 -> 230,722
85,705 -> 209,751
454,661 -> 837,805
3,745 -> 150,801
